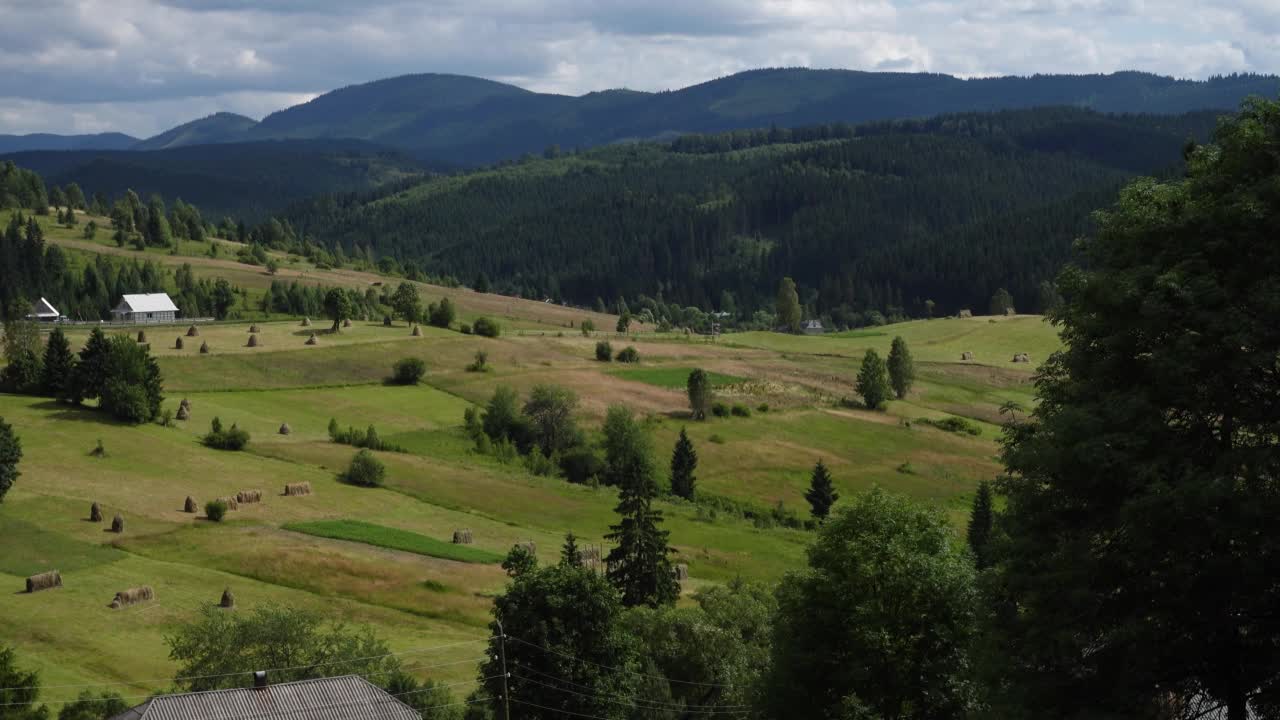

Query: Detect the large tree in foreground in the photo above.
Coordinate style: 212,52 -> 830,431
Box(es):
0,417 -> 21,504
766,488 -> 976,719
988,98 -> 1280,719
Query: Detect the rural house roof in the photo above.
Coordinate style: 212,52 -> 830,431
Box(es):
28,297 -> 59,318
107,675 -> 420,720
115,293 -> 179,313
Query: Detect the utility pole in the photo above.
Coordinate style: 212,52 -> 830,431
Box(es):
496,619 -> 511,720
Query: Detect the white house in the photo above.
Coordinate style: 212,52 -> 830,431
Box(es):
26,297 -> 61,322
111,293 -> 179,323
802,319 -> 825,335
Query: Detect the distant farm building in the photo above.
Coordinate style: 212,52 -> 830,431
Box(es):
26,297 -> 61,322
111,293 -> 178,323
108,674 -> 419,720
802,319 -> 825,335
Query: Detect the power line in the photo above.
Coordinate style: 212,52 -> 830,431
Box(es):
509,697 -> 617,720
506,635 -> 733,688
511,672 -> 749,716
513,663 -> 749,710
0,636 -> 492,693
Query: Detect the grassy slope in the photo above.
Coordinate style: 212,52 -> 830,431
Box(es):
283,520 -> 505,564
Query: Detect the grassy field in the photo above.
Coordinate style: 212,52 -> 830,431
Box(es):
284,520 -> 505,564
0,217 -> 1064,695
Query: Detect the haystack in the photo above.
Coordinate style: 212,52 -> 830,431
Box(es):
301,317 -> 311,327
383,315 -> 392,327
26,571 -> 62,593
199,341 -> 210,354
186,325 -> 200,337
452,529 -> 473,545
176,404 -> 190,421
137,330 -> 147,343
219,588 -> 235,609
1012,352 -> 1030,363
516,541 -> 536,556
249,324 -> 260,333
236,489 -> 262,504
342,318 -> 352,328
957,309 -> 973,318
961,351 -> 974,361
305,333 -> 317,345
246,334 -> 259,348
279,422 -> 291,435
184,496 -> 198,513
90,502 -> 102,522
671,563 -> 689,582
175,337 -> 184,350
284,482 -> 312,497
110,514 -> 125,533
411,325 -> 422,337
110,586 -> 154,609
216,496 -> 239,510
180,398 -> 191,411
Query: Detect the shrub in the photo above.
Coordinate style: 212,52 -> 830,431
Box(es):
205,500 -> 228,522
757,403 -> 770,413
459,323 -> 472,335
492,437 -> 518,464
342,449 -> 386,487
730,403 -> 751,417
709,434 -> 726,444
391,357 -> 426,385
203,417 -> 250,450
711,402 -> 730,418
467,350 -> 489,372
595,341 -> 613,362
615,346 -> 640,363
427,298 -> 456,328
559,447 -> 604,485
524,450 -> 558,477
581,319 -> 595,336
472,316 -> 500,337
918,416 -> 982,436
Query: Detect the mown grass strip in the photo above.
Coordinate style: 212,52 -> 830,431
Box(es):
609,366 -> 747,389
283,520 -> 503,564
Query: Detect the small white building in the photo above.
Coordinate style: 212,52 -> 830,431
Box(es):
111,293 -> 179,323
802,319 -> 825,335
26,297 -> 61,322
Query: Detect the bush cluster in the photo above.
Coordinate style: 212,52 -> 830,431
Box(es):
203,417 -> 250,450
472,316 -> 501,337
918,416 -> 982,436
615,346 -> 640,363
391,357 -> 426,385
328,419 -> 406,452
341,449 -> 386,487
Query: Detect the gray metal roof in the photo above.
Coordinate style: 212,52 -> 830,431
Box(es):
109,676 -> 420,720
115,293 -> 179,313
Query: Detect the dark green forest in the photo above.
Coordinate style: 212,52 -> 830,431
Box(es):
284,107 -> 1220,321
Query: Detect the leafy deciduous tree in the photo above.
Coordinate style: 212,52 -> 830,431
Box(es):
886,335 -> 915,400
855,349 -> 891,410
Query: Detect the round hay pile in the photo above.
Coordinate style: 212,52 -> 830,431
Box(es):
342,318 -> 352,328
110,586 -> 154,608
1012,352 -> 1031,363
219,588 -> 235,609
305,333 -> 317,346
284,482 -> 312,497
246,334 -> 259,348
279,422 -> 291,435
452,529 -> 473,545
110,514 -> 125,533
301,317 -> 311,327
236,489 -> 262,504
411,325 -> 422,337
186,325 -> 200,337
961,351 -> 974,361
90,502 -> 102,522
671,563 -> 689,581
25,570 -> 62,593
137,330 -> 147,343
216,496 -> 239,510
176,404 -> 190,421
383,315 -> 392,327
184,496 -> 198,513
175,336 -> 184,350
200,341 -> 210,354
957,309 -> 973,318
249,324 -> 260,333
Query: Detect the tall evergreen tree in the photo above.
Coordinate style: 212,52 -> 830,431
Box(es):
669,427 -> 698,500
603,406 -> 679,607
804,459 -> 838,520
70,327 -> 110,403
560,532 -> 582,567
966,481 -> 993,569
855,349 -> 891,410
686,368 -> 710,420
987,97 -> 1280,719
776,277 -> 802,333
0,418 -> 20,504
988,287 -> 1015,315
886,336 -> 915,400
39,327 -> 74,400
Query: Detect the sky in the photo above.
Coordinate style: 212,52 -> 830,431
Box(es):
0,0 -> 1275,137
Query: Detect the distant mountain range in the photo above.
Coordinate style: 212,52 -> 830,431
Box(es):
3,68 -> 1278,164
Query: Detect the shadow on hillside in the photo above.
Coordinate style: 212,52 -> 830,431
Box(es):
29,400 -> 135,427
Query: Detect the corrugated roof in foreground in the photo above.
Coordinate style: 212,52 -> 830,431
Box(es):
112,675 -> 420,720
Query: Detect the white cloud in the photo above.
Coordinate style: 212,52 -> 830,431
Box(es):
0,0 -> 1273,136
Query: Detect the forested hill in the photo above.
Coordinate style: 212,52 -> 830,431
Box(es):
284,107 -> 1219,323
0,132 -> 138,154
2,140 -> 426,220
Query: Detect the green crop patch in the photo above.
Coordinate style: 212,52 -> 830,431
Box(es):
0,516 -> 127,578
283,520 -> 504,564
610,366 -> 747,389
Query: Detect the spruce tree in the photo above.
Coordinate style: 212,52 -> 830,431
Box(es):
886,336 -> 915,400
40,326 -> 74,400
603,406 -> 679,607
855,349 -> 891,410
0,417 -> 20,503
669,427 -> 698,500
804,459 -> 839,520
560,532 -> 582,567
967,481 -> 994,569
